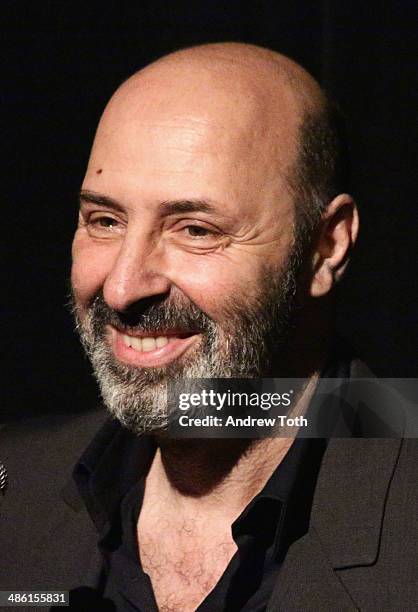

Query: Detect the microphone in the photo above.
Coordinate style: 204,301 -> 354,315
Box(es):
0,463 -> 7,496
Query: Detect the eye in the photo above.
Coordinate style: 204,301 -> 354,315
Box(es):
85,213 -> 124,237
94,216 -> 118,229
184,225 -> 215,238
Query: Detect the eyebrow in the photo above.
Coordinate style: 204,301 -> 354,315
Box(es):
79,190 -> 125,212
158,199 -> 219,216
78,190 -> 220,217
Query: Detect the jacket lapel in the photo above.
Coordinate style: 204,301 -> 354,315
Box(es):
268,528 -> 360,610
268,437 -> 403,610
310,437 -> 402,568
312,357 -> 404,569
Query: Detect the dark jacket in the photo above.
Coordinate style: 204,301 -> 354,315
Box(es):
0,359 -> 417,611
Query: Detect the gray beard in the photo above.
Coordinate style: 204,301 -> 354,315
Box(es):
71,255 -> 300,435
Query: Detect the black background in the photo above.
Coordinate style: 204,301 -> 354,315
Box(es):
3,1 -> 417,420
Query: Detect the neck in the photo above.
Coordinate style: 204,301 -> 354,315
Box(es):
148,438 -> 293,520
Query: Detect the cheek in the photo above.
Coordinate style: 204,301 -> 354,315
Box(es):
165,249 -> 262,318
71,233 -> 116,308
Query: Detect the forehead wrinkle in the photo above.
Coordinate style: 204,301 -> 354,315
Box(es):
103,52 -> 303,148
96,106 -> 282,191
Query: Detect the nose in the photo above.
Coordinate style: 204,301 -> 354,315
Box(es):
103,230 -> 172,313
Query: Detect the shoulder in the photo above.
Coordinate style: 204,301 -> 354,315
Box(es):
0,409 -> 108,591
270,438 -> 418,610
1,407 -> 107,444
327,342 -> 417,436
1,408 -> 107,471
0,407 -> 108,524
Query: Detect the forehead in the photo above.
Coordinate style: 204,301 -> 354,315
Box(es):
83,69 -> 300,221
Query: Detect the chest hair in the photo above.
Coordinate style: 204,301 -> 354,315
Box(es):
137,516 -> 237,612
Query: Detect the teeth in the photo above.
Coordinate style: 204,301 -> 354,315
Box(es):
142,337 -> 156,352
122,334 -> 132,348
130,337 -> 143,351
122,334 -> 175,352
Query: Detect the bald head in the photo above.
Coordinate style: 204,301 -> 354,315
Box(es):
97,44 -> 323,180
119,42 -> 325,116
143,42 -> 325,111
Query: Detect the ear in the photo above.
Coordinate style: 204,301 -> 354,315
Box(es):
309,194 -> 359,298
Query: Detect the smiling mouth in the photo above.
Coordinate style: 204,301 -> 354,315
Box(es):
120,330 -> 196,352
110,326 -> 202,368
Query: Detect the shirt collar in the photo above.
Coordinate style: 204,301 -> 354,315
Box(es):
231,437 -> 327,560
73,418 -> 156,532
72,421 -> 326,565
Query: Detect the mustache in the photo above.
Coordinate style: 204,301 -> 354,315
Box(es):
70,289 -> 214,337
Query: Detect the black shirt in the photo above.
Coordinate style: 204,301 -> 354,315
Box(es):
73,351 -> 349,611
111,440 -> 326,612
75,426 -> 326,612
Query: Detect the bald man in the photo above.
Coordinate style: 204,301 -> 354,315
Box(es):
1,43 -> 417,611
